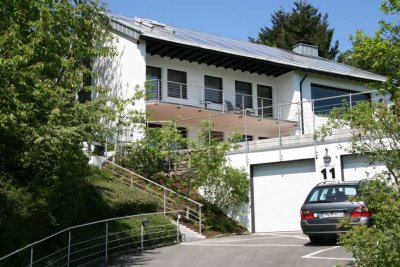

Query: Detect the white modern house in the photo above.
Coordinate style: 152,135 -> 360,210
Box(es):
94,13 -> 387,233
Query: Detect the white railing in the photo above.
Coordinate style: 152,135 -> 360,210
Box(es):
230,90 -> 382,155
0,211 -> 182,267
145,79 -> 292,119
100,159 -> 204,234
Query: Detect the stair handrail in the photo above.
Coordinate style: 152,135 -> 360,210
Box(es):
101,159 -> 203,207
100,159 -> 203,233
0,210 -> 183,266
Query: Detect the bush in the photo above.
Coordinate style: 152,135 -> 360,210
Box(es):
338,178 -> 400,267
0,167 -> 159,257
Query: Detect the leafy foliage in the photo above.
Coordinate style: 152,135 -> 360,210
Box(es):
187,121 -> 249,210
317,1 -> 400,265
250,1 -> 339,59
122,122 -> 187,177
338,179 -> 400,267
122,120 -> 249,211
0,0 -> 121,255
317,0 -> 400,184
338,1 -> 400,78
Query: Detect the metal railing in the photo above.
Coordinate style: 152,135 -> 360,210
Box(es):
100,159 -> 204,234
145,79 -> 291,118
0,211 -> 182,267
229,90 -> 382,156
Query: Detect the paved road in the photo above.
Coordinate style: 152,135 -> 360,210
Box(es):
103,232 -> 354,267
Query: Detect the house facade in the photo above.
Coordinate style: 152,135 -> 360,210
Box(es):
94,14 -> 387,232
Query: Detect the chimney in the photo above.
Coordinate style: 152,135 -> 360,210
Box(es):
292,42 -> 319,57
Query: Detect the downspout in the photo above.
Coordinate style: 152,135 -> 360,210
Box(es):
299,74 -> 308,134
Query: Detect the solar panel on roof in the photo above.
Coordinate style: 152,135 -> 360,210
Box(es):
107,13 -> 386,82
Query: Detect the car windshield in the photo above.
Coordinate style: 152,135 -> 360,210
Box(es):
305,185 -> 359,204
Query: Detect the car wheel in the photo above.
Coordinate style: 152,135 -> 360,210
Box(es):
309,235 -> 324,244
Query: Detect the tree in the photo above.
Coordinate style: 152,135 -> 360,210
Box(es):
122,120 -> 249,211
250,1 -> 339,59
317,1 -> 400,265
318,0 -> 400,184
0,0 -> 116,252
187,121 -> 248,210
337,1 -> 399,77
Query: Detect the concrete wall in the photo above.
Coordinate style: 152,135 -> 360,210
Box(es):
226,138 -> 361,230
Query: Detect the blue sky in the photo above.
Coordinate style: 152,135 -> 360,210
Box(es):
105,0 -> 395,52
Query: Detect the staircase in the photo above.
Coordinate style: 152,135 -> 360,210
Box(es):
171,220 -> 206,242
99,158 -> 205,238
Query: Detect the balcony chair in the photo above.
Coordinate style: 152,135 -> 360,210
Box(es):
225,100 -> 242,114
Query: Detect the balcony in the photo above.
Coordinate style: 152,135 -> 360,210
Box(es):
146,79 -> 283,117
145,79 -> 301,139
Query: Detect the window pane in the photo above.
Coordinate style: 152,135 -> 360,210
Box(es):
168,69 -> 187,99
235,81 -> 252,109
146,66 -> 162,100
257,85 -> 273,117
306,186 -> 359,203
205,76 -> 223,104
311,84 -> 371,114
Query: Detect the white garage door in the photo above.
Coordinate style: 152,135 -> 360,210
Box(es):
253,159 -> 318,232
342,155 -> 386,181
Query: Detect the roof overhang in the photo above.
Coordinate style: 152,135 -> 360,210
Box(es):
142,36 -> 296,77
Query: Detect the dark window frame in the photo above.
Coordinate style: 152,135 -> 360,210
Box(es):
146,66 -> 162,100
235,81 -> 253,109
168,69 -> 187,99
311,84 -> 371,115
204,75 -> 223,104
257,84 -> 273,117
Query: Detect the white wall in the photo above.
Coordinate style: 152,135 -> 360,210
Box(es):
147,55 -> 281,103
93,31 -> 147,141
274,72 -> 302,123
226,138 -> 366,230
147,55 -> 300,140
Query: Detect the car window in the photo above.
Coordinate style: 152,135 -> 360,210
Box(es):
305,185 -> 359,203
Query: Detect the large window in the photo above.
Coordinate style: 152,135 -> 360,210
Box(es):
311,84 -> 370,114
146,66 -> 162,100
168,69 -> 187,99
235,81 -> 252,109
204,76 -> 223,104
257,84 -> 273,117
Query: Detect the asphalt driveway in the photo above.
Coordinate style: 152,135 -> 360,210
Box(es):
103,232 -> 355,267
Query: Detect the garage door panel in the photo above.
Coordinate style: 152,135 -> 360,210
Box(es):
253,159 -> 318,232
342,155 -> 386,181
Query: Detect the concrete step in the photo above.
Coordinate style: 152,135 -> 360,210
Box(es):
170,220 -> 206,242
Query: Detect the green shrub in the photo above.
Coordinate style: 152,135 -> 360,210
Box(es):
338,178 -> 400,267
0,167 -> 159,258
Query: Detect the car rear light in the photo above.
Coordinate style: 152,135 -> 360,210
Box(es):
301,209 -> 314,220
351,206 -> 372,217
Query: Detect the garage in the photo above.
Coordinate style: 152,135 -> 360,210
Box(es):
341,155 -> 386,181
252,159 -> 319,232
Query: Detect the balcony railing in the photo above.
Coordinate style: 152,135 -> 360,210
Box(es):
145,79 -> 289,119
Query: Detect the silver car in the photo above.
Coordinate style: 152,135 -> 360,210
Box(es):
300,180 -> 371,244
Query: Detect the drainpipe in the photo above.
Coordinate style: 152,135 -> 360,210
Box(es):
299,74 -> 308,134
